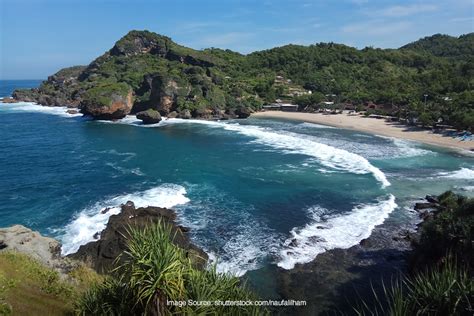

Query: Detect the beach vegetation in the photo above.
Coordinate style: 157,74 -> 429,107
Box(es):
75,221 -> 267,315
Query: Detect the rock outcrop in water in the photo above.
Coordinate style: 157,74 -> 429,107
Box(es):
69,201 -> 208,273
136,108 -> 162,124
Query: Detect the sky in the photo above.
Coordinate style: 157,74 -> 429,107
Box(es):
1,0 -> 473,79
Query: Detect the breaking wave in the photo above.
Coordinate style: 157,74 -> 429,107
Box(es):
437,168 -> 474,180
60,184 -> 189,255
0,101 -> 83,118
145,119 -> 391,187
278,194 -> 397,269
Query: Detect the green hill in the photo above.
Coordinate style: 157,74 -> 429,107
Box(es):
13,30 -> 474,130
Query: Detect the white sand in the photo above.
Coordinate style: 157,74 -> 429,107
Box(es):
252,111 -> 474,152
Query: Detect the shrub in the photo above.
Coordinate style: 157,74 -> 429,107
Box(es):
76,221 -> 266,315
354,258 -> 473,316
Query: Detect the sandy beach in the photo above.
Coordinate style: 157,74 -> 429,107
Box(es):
252,111 -> 474,152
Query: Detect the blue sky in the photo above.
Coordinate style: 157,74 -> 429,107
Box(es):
1,0 -> 473,79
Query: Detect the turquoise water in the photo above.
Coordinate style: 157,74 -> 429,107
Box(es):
0,81 -> 473,288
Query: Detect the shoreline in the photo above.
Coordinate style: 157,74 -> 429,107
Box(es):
252,111 -> 474,153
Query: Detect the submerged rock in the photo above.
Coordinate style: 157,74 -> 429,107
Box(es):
136,109 -> 162,124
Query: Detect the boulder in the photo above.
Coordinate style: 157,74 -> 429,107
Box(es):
136,109 -> 162,124
425,195 -> 439,204
180,109 -> 192,119
69,201 -> 208,273
167,111 -> 178,118
234,106 -> 252,118
66,109 -> 79,115
80,83 -> 133,120
193,107 -> 213,119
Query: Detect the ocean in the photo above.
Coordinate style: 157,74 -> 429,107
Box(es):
1,80 -> 473,294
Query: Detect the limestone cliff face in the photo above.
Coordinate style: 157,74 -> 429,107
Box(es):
80,85 -> 134,120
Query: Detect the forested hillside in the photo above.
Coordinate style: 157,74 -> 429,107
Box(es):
13,31 -> 473,129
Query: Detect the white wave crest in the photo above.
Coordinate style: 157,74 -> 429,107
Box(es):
438,168 -> 474,180
277,194 -> 397,269
0,101 -> 83,118
146,119 -> 390,187
60,184 -> 190,255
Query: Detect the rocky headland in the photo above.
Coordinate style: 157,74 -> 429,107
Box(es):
0,202 -> 207,276
11,30 -> 254,122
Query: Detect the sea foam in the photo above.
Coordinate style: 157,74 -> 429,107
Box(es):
0,101 -> 83,118
277,194 -> 397,269
60,184 -> 190,255
437,168 -> 474,180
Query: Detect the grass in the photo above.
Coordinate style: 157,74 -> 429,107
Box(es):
76,221 -> 267,315
0,252 -> 101,316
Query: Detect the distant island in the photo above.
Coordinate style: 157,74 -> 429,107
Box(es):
10,30 -> 474,131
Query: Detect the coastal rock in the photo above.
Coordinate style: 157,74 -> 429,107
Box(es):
136,109 -> 162,124
148,75 -> 190,115
13,66 -> 86,107
234,106 -> 252,118
80,84 -> 134,120
193,107 -> 213,119
414,202 -> 437,210
180,109 -> 192,119
66,109 -> 79,115
69,201 -> 208,273
12,88 -> 40,103
425,195 -> 439,204
0,97 -> 16,103
167,111 -> 178,118
0,225 -> 64,269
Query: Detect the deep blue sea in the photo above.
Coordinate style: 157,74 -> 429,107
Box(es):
1,80 -> 473,287
0,79 -> 42,97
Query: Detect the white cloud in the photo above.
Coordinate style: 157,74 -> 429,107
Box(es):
376,4 -> 438,17
450,16 -> 474,23
341,21 -> 412,36
350,0 -> 369,5
198,32 -> 255,47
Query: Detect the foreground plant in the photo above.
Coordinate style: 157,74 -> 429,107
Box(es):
354,259 -> 473,316
76,221 -> 266,315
